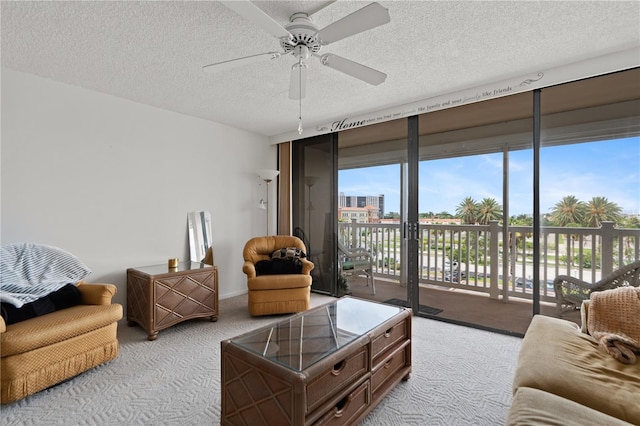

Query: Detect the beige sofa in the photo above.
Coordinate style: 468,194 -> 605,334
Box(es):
508,302 -> 640,425
1,282 -> 122,403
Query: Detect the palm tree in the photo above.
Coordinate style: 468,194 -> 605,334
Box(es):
584,196 -> 622,227
456,197 -> 478,224
508,215 -> 533,262
476,198 -> 503,224
550,195 -> 585,226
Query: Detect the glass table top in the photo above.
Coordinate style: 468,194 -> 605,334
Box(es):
230,297 -> 405,372
132,261 -> 212,275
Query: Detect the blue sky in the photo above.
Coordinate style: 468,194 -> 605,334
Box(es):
339,137 -> 640,216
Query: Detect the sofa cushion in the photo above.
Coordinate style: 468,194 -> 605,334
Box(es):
513,315 -> 640,424
1,304 -> 123,357
247,274 -> 312,291
507,387 -> 633,426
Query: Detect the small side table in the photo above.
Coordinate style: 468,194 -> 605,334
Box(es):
127,261 -> 218,340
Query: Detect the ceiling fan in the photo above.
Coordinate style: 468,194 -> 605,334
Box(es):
203,1 -> 391,102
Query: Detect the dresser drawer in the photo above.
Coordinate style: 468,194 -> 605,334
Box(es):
306,344 -> 369,413
370,314 -> 409,362
371,341 -> 410,397
312,379 -> 371,426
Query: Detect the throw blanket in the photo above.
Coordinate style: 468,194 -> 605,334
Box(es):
587,286 -> 640,364
0,243 -> 91,308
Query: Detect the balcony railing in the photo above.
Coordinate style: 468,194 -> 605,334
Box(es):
338,220 -> 640,304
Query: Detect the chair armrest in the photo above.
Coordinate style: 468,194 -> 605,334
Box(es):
349,247 -> 370,253
554,275 -> 592,316
301,258 -> 315,275
553,274 -> 595,292
77,282 -> 118,305
0,316 -> 5,333
243,261 -> 257,279
345,251 -> 372,261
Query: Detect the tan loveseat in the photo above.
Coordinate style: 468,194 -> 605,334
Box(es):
1,282 -> 123,404
507,300 -> 640,425
242,235 -> 314,316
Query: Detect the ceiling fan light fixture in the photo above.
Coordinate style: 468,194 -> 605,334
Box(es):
293,44 -> 311,61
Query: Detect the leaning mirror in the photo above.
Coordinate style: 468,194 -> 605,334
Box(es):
188,211 -> 212,262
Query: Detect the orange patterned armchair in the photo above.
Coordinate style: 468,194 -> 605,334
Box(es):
242,235 -> 314,316
1,282 -> 122,403
1,243 -> 122,403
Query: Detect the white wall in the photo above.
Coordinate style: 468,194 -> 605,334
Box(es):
1,68 -> 277,309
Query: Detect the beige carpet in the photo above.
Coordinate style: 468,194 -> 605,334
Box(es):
1,293 -> 522,425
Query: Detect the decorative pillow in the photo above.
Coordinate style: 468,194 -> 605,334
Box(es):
271,247 -> 306,260
1,283 -> 82,325
0,243 -> 92,308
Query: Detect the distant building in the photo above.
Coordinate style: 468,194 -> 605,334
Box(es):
339,206 -> 381,223
339,193 -> 385,217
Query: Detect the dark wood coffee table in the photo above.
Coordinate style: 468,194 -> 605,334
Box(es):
221,297 -> 411,425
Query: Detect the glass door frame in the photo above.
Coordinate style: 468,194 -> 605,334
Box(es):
406,116 -> 420,314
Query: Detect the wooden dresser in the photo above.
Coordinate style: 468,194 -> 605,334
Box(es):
126,261 -> 218,340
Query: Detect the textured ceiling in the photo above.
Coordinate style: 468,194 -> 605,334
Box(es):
2,1 -> 639,140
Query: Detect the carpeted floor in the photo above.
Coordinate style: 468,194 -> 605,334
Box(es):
1,293 -> 522,425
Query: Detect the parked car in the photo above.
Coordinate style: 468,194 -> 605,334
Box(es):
444,269 -> 466,282
515,278 -> 555,291
444,260 -> 459,271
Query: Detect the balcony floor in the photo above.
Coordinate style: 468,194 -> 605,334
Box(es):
344,274 -> 581,336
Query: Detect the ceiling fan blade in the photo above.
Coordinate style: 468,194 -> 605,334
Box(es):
289,62 -> 308,100
319,54 -> 386,85
308,1 -> 337,18
220,1 -> 292,40
316,2 -> 390,45
202,51 -> 285,73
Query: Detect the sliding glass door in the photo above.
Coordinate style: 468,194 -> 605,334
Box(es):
337,118 -> 411,307
291,134 -> 337,295
416,93 -> 535,334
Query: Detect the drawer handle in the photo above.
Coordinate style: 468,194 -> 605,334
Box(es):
384,328 -> 393,338
383,359 -> 393,369
332,359 -> 346,375
333,395 -> 349,417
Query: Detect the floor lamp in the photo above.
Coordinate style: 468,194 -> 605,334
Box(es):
258,169 -> 279,235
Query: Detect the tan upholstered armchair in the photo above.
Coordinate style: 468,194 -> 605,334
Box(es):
554,260 -> 640,317
1,282 -> 123,403
242,235 -> 314,316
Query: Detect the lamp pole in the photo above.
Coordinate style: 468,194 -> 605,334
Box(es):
265,178 -> 272,235
258,169 -> 280,235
